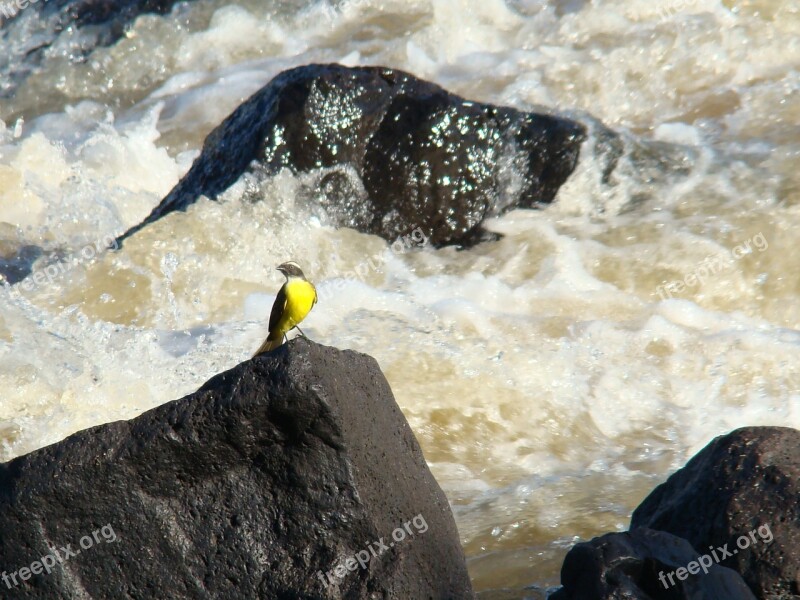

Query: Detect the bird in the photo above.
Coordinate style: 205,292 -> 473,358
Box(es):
253,261 -> 317,356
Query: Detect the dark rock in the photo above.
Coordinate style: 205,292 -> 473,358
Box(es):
116,63 -> 586,248
631,426 -> 800,600
0,0 -> 188,101
0,338 -> 473,599
549,528 -> 757,600
0,244 -> 42,285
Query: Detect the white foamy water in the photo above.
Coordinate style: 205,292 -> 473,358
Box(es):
1,0 -> 799,595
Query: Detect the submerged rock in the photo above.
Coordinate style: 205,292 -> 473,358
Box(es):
0,0 -> 188,100
631,426 -> 800,600
0,243 -> 42,285
550,528 -> 756,600
117,63 -> 587,248
0,338 -> 473,599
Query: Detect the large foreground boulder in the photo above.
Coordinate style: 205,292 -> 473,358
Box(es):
0,338 -> 473,599
550,528 -> 756,600
631,427 -> 800,599
117,63 -> 587,248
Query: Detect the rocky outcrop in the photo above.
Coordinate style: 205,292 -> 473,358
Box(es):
117,63 -> 587,248
548,427 -> 800,599
631,427 -> 800,599
550,528 -> 756,600
0,338 -> 473,599
0,0 -> 187,100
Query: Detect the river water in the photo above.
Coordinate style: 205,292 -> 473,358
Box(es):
1,0 -> 798,596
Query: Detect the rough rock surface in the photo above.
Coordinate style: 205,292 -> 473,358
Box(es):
631,426 -> 800,599
550,528 -> 757,600
117,63 -> 587,248
0,338 -> 473,599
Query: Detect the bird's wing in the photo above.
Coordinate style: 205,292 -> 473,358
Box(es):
268,284 -> 288,332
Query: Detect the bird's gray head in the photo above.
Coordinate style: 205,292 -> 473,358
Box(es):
277,261 -> 306,279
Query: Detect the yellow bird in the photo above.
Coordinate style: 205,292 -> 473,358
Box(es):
253,261 -> 317,356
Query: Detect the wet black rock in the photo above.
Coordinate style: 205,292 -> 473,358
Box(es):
550,528 -> 756,600
0,338 -> 473,599
631,426 -> 800,600
117,63 -> 586,248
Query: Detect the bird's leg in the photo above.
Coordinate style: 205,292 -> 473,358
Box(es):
294,326 -> 308,338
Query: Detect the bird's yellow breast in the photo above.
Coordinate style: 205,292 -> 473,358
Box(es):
277,278 -> 317,333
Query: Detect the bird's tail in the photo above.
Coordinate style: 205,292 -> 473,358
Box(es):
253,332 -> 283,357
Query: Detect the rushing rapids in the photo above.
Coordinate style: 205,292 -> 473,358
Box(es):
1,0 -> 798,595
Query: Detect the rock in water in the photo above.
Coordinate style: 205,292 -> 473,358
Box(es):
117,64 -> 586,248
631,426 -> 800,600
550,528 -> 756,600
0,338 -> 473,599
0,0 -> 188,100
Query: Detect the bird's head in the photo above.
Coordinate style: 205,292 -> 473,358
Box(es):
277,261 -> 306,280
